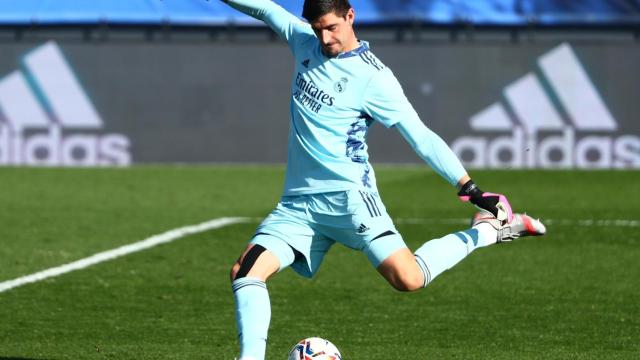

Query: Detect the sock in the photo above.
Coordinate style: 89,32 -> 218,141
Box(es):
414,224 -> 497,287
474,222 -> 499,246
232,277 -> 270,360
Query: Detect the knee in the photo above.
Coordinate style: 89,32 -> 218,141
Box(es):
229,262 -> 241,282
229,244 -> 279,282
378,251 -> 425,292
389,271 -> 424,292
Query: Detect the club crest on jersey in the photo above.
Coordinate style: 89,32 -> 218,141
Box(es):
334,77 -> 348,93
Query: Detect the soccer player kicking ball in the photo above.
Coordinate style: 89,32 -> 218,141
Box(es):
222,1 -> 546,359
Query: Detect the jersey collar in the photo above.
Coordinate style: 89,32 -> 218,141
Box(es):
334,41 -> 369,59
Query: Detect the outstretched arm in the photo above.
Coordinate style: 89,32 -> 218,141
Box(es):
363,68 -> 513,222
221,0 -> 312,44
396,117 -> 513,223
395,116 -> 467,187
362,69 -> 468,186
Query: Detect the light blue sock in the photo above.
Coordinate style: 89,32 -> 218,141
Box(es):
414,224 -> 495,287
232,277 -> 270,360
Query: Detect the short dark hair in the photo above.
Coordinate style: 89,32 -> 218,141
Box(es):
302,0 -> 352,22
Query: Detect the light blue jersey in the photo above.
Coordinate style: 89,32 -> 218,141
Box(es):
224,0 -> 431,195
225,0 -> 467,195
284,30 -> 424,195
282,29 -> 417,194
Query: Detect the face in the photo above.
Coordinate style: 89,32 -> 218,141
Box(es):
310,8 -> 357,57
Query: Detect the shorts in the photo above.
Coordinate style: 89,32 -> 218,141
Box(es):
250,189 -> 407,278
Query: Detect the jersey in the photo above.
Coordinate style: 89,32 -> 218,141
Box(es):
284,37 -> 424,196
224,0 -> 431,195
287,35 -> 425,195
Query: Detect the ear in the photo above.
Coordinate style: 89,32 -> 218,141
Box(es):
346,8 -> 355,25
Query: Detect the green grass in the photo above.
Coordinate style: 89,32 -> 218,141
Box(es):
0,166 -> 639,359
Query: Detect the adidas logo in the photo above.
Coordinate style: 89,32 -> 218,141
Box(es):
301,59 -> 310,68
357,223 -> 370,234
0,41 -> 131,167
451,42 -> 640,169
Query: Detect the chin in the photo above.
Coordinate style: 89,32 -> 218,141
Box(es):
323,47 -> 340,57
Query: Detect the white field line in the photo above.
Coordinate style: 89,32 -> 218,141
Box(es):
394,218 -> 640,227
0,217 -> 249,294
2,216 -> 637,294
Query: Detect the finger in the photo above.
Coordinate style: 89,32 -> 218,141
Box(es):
483,192 -> 514,223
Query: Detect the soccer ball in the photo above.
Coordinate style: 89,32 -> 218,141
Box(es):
287,337 -> 342,360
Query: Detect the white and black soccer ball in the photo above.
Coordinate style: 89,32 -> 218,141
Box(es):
287,337 -> 342,360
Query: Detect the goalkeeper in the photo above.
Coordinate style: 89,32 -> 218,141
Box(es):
221,1 -> 546,359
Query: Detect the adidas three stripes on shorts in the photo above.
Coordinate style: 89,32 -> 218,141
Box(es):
250,189 -> 407,278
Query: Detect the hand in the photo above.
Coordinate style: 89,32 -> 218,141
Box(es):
457,180 -> 513,224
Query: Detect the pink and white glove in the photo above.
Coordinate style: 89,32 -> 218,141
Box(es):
458,180 -> 514,224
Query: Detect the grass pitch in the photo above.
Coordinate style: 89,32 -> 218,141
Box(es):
0,166 -> 638,359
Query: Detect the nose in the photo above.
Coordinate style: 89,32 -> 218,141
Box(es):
320,30 -> 332,45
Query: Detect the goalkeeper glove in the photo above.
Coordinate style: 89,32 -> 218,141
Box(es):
458,180 -> 513,224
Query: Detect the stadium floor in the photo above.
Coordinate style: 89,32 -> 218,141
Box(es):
1,166 -> 638,359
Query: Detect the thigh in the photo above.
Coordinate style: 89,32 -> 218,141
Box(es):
252,198 -> 335,278
313,190 -> 408,267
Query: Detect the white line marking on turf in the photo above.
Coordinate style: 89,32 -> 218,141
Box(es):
394,218 -> 640,227
0,217 -> 248,294
249,217 -> 640,227
545,219 -> 640,227
4,216 -> 635,294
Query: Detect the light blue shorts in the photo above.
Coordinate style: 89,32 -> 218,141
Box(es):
250,189 -> 407,278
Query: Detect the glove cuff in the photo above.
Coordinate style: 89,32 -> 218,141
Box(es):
457,179 -> 481,197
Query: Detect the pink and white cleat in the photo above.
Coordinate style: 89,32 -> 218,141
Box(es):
472,210 -> 546,243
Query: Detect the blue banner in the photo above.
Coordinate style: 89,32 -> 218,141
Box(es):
0,0 -> 638,26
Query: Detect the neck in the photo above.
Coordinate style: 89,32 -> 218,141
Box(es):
326,37 -> 359,58
343,35 -> 359,53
